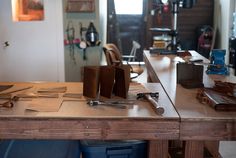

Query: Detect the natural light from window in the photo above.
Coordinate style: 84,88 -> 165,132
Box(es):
114,0 -> 143,15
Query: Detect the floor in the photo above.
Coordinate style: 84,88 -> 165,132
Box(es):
133,65 -> 236,158
131,63 -> 147,83
219,142 -> 236,158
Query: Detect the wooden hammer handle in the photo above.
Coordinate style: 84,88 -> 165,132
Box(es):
146,95 -> 164,115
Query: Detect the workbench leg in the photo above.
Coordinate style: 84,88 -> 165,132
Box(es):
204,141 -> 222,158
184,140 -> 204,158
148,140 -> 169,158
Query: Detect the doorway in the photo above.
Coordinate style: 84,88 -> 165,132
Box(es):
107,0 -> 147,61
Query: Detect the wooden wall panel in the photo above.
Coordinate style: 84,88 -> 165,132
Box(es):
178,0 -> 214,49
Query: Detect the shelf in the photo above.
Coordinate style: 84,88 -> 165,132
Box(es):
149,28 -> 172,33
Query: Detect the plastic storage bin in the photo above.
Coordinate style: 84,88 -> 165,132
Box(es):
80,140 -> 147,158
0,140 -> 80,158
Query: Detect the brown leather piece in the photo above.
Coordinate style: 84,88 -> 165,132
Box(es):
83,66 -> 100,98
99,66 -> 115,98
113,65 -> 130,98
83,65 -> 130,98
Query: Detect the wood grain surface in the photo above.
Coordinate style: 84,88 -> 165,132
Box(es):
0,82 -> 180,158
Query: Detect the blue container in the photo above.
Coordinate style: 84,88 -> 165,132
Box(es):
80,140 -> 147,158
0,140 -> 80,158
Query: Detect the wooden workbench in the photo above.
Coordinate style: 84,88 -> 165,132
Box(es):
0,82 -> 179,158
144,50 -> 236,158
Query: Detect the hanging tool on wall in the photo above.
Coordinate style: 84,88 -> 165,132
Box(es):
79,22 -> 88,60
86,22 -> 100,47
65,20 -> 76,64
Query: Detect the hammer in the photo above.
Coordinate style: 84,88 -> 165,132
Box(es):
137,92 -> 164,115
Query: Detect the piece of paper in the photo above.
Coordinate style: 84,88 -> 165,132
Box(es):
25,98 -> 63,112
63,93 -> 82,99
16,93 -> 59,98
0,85 -> 13,92
37,86 -> 67,93
0,86 -> 33,95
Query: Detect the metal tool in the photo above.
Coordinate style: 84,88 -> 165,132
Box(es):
149,0 -> 197,54
206,49 -> 229,75
0,95 -> 19,108
0,100 -> 13,108
87,100 -> 133,109
137,92 -> 164,115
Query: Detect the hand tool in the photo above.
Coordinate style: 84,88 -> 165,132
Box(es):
0,100 -> 13,108
137,92 -> 164,115
87,100 -> 132,109
0,95 -> 18,108
206,49 -> 229,75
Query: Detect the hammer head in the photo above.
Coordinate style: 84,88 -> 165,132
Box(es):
137,92 -> 159,99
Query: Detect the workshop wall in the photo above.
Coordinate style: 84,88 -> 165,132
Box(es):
63,0 -> 103,82
98,0 -> 108,65
214,0 -> 234,64
0,0 -> 65,82
178,0 -> 214,50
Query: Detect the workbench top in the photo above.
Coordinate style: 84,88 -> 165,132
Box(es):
0,82 -> 179,119
0,82 -> 179,141
144,50 -> 236,121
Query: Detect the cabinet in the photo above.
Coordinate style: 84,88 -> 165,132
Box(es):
66,0 -> 95,12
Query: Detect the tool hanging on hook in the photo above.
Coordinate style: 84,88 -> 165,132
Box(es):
79,22 -> 88,60
66,21 -> 76,64
86,22 -> 101,47
76,22 -> 101,60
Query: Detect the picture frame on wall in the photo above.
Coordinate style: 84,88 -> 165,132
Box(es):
12,0 -> 44,21
66,0 -> 95,12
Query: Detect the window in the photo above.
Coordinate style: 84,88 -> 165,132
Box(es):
114,0 -> 143,15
